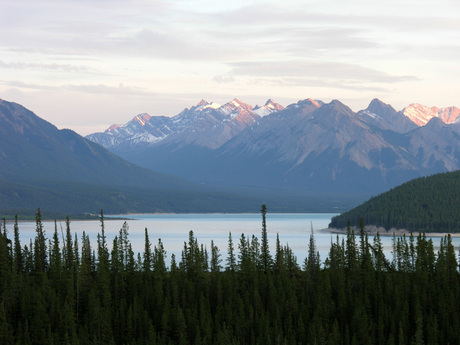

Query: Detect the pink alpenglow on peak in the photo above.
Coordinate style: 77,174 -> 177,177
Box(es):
133,113 -> 152,126
107,124 -> 121,132
106,113 -> 151,134
306,98 -> 322,108
402,104 -> 460,126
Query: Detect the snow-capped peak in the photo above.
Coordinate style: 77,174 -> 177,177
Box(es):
203,102 -> 221,110
253,99 -> 284,116
193,99 -> 221,112
229,98 -> 244,108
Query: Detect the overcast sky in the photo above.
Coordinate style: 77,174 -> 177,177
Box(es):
1,0 -> 459,135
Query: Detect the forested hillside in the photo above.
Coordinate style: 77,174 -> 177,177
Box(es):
329,170 -> 460,232
1,208 -> 459,344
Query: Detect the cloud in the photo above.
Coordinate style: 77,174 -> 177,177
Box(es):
213,75 -> 235,84
0,80 -> 158,97
274,77 -> 391,93
0,0 -> 459,127
0,59 -> 95,73
66,83 -> 157,97
1,80 -> 59,91
2,0 -> 458,66
226,61 -> 418,84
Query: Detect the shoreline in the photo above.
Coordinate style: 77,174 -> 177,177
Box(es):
322,226 -> 460,238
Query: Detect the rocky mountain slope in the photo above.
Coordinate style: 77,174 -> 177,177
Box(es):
402,103 -> 460,126
86,97 -> 460,198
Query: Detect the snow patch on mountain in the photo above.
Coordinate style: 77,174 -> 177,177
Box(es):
253,99 -> 285,116
359,110 -> 380,120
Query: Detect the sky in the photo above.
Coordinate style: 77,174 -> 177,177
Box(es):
0,0 -> 459,136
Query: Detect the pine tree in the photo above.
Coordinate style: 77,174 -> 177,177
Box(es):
305,222 -> 320,278
97,210 -> 109,273
226,232 -> 236,272
345,221 -> 357,271
34,208 -> 47,272
143,228 -> 152,272
153,238 -> 167,275
260,204 -> 272,271
274,233 -> 284,272
49,221 -> 62,280
238,233 -> 250,272
64,216 -> 74,272
372,232 -> 387,272
0,219 -> 10,295
210,240 -> 222,273
13,214 -> 23,273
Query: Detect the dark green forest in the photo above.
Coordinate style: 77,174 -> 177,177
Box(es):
329,170 -> 460,232
1,208 -> 460,344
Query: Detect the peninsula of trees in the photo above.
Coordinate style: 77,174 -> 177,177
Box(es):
329,170 -> 460,233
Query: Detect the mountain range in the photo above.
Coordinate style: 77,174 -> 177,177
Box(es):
0,98 -> 283,215
2,95 -> 459,216
86,98 -> 460,199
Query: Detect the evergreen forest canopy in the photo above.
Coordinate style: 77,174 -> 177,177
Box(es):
1,207 -> 460,344
329,170 -> 460,233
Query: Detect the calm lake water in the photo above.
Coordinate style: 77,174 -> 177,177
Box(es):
9,213 -> 460,267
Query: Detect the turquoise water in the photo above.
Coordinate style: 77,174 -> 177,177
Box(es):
10,213 -> 460,267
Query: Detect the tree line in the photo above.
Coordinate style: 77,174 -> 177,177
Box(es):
330,170 -> 460,232
0,207 -> 459,344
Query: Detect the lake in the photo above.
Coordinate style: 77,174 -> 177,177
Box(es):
9,213 -> 460,267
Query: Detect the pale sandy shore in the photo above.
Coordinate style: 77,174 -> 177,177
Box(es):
322,225 -> 460,238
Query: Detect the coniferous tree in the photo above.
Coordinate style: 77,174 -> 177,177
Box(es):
97,210 -> 110,273
238,233 -> 250,273
33,208 -> 47,272
64,216 -> 74,272
210,240 -> 222,273
143,228 -> 152,272
0,219 -> 10,295
80,232 -> 92,280
3,209 -> 460,344
305,222 -> 320,278
358,218 -> 373,273
260,204 -> 272,271
153,238 -> 167,275
13,214 -> 22,273
372,232 -> 387,272
49,221 -> 62,280
250,234 -> 260,270
345,221 -> 358,272
274,233 -> 284,272
226,232 -> 236,272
